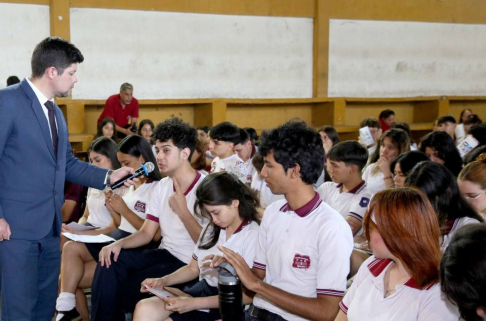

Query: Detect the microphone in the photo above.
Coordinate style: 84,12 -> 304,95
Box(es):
111,162 -> 155,190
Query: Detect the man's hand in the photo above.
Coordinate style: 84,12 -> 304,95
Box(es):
218,246 -> 260,292
109,167 -> 138,188
99,241 -> 122,268
169,178 -> 188,216
0,219 -> 11,241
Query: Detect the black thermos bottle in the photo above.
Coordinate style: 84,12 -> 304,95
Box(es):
217,262 -> 244,321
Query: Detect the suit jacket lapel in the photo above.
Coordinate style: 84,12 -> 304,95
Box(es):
20,80 -> 56,161
54,107 -> 66,161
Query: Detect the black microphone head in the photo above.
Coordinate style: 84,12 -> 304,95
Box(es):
144,162 -> 155,173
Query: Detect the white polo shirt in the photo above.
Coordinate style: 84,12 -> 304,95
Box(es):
316,181 -> 371,223
86,187 -> 114,228
146,172 -> 208,264
118,179 -> 159,234
241,157 -> 256,184
250,172 -> 285,209
441,216 -> 480,251
252,193 -> 354,321
362,163 -> 386,195
192,220 -> 259,287
210,154 -> 247,183
339,256 -> 460,321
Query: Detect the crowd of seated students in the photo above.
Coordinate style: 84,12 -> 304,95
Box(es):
55,106 -> 486,321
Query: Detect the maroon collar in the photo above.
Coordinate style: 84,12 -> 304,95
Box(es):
367,258 -> 432,290
279,193 -> 322,218
172,171 -> 202,196
442,219 -> 457,236
222,220 -> 251,234
336,180 -> 366,194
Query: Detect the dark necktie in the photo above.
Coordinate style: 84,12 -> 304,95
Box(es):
44,101 -> 58,155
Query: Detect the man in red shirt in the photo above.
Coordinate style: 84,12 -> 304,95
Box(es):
97,83 -> 139,138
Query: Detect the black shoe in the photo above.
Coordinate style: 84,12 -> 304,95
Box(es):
56,307 -> 82,321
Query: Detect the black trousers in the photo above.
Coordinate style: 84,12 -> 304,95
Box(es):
90,248 -> 193,321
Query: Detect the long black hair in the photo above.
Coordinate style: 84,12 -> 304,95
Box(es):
95,117 -> 117,141
87,136 -> 120,170
419,131 -> 463,177
118,135 -> 162,181
405,161 -> 483,231
195,172 -> 260,250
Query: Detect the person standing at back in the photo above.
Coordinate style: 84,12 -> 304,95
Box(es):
0,36 -> 134,321
98,82 -> 139,138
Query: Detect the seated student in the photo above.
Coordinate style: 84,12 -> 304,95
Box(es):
437,115 -> 457,141
191,139 -> 209,175
133,172 -> 260,321
234,128 -> 257,184
419,131 -> 463,177
441,224 -> 486,321
405,161 -> 483,251
358,118 -> 382,167
219,120 -> 353,321
455,108 -> 473,144
363,128 -> 410,194
90,118 -> 208,321
458,154 -> 486,220
209,121 -> 247,183
197,126 -> 210,144
335,188 -> 460,321
317,141 -> 371,236
94,117 -> 117,141
390,151 -> 429,188
463,114 -> 482,137
466,123 -> 486,158
316,125 -> 340,187
250,153 -> 285,211
244,127 -> 258,144
138,119 -> 156,157
391,122 -> 417,150
56,135 -> 162,321
62,181 -> 85,223
6,75 -> 20,86
378,109 -> 395,132
76,137 -> 120,227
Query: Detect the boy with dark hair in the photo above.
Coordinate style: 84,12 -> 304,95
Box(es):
220,120 -> 353,321
437,115 -> 457,141
359,117 -> 382,165
234,128 -> 257,184
209,121 -> 246,182
90,118 -> 208,321
317,141 -> 371,236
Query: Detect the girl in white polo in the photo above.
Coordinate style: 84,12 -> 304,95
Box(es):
134,172 -> 260,321
336,188 -> 459,321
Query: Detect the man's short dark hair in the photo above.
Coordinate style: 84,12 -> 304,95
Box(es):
31,37 -> 84,78
236,128 -> 250,145
327,141 -> 368,172
360,117 -> 381,129
6,76 -> 20,86
259,120 -> 324,185
441,224 -> 486,321
152,117 -> 197,159
209,122 -> 240,145
437,115 -> 456,125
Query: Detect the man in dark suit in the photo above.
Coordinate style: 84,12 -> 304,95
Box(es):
0,37 -> 134,321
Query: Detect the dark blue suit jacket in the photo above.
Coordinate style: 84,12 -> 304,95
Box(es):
0,79 -> 107,240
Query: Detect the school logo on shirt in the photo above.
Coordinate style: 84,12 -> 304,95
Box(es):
359,197 -> 370,208
292,254 -> 311,270
134,201 -> 146,213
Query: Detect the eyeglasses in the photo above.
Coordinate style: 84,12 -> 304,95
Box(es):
464,191 -> 486,200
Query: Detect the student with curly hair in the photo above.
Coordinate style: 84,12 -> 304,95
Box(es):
420,131 -> 463,177
220,120 -> 353,321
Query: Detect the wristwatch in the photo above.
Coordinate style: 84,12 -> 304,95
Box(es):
105,169 -> 114,188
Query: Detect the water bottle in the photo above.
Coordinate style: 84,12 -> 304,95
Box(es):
217,262 -> 244,321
